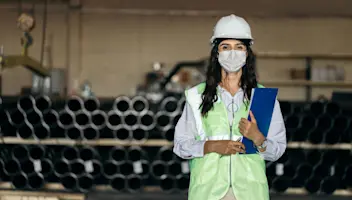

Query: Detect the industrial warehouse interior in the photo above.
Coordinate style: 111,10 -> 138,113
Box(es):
0,0 -> 352,200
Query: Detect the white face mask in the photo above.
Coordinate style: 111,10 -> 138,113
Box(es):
218,50 -> 247,72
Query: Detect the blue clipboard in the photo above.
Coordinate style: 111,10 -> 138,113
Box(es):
241,88 -> 278,154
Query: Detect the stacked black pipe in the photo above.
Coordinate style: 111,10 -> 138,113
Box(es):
102,146 -> 148,192
283,101 -> 352,144
58,146 -> 101,192
7,96 -> 52,139
2,145 -> 52,190
1,144 -> 152,192
0,94 -> 188,141
0,144 -> 193,193
267,149 -> 352,194
1,94 -> 352,195
150,147 -> 190,192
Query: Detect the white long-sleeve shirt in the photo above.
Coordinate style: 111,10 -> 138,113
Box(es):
173,86 -> 287,162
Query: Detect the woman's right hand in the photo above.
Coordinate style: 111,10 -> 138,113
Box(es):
204,140 -> 246,155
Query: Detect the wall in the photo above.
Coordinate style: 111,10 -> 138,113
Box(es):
0,10 -> 68,96
1,8 -> 352,101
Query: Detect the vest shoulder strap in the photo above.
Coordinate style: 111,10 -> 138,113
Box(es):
184,82 -> 206,140
185,82 -> 206,100
196,82 -> 206,94
257,83 -> 265,88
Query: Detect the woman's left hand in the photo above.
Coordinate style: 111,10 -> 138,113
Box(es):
239,111 -> 265,146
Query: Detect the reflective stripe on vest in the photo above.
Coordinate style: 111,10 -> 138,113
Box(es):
185,85 -> 207,140
185,82 -> 269,200
206,135 -> 242,141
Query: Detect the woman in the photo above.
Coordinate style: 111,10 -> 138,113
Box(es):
173,14 -> 287,200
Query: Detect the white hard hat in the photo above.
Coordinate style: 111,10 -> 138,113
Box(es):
210,14 -> 253,44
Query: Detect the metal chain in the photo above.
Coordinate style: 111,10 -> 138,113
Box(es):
40,0 -> 49,66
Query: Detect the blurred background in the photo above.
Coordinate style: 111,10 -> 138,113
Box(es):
0,0 -> 351,200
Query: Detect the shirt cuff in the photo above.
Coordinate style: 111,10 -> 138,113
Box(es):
193,140 -> 206,158
258,138 -> 276,160
174,140 -> 206,160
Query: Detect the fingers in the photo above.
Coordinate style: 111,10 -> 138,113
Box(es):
239,126 -> 246,135
240,118 -> 247,124
239,119 -> 247,131
249,111 -> 257,123
239,117 -> 252,136
240,118 -> 250,129
231,146 -> 245,154
224,141 -> 245,154
239,123 -> 247,136
230,141 -> 245,150
227,141 -> 245,154
239,119 -> 247,127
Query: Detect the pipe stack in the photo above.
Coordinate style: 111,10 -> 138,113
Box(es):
149,147 -> 190,192
267,149 -> 352,193
64,96 -> 104,140
58,146 -> 102,192
157,96 -> 183,141
135,110 -> 155,141
83,97 -> 105,140
1,93 -> 352,195
285,101 -> 352,144
0,94 -> 163,141
102,146 -> 146,192
63,97 -> 84,139
109,95 -> 152,142
8,95 -> 53,139
2,145 -> 52,190
1,140 -> 351,194
156,97 -> 178,131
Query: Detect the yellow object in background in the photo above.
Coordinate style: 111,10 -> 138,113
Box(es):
17,13 -> 36,56
17,13 -> 35,32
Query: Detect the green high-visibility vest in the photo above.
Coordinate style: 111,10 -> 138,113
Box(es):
185,82 -> 269,200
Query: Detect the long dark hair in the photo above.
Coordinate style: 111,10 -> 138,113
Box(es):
200,38 -> 258,116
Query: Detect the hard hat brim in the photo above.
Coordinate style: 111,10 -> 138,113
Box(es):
210,36 -> 254,46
